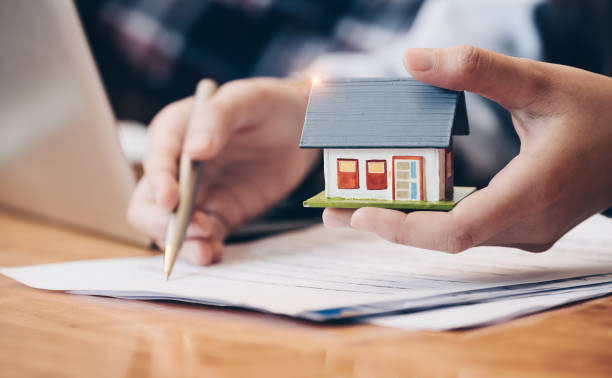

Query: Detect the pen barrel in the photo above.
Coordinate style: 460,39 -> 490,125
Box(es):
165,157 -> 202,249
164,79 -> 218,276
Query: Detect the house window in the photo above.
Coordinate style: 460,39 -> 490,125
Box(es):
337,158 -> 359,189
366,160 -> 387,190
392,156 -> 423,201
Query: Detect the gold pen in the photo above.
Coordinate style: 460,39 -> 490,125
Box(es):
164,79 -> 218,280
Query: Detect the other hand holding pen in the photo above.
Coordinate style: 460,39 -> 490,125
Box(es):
128,78 -> 319,265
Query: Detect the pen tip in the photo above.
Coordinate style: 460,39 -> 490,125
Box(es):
163,245 -> 178,281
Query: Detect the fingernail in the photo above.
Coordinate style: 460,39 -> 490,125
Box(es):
323,212 -> 347,228
404,48 -> 435,72
185,131 -> 213,153
323,217 -> 344,228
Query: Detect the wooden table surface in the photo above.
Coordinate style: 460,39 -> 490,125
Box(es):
1,210 -> 611,378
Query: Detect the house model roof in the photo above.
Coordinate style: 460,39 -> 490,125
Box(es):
300,78 -> 469,149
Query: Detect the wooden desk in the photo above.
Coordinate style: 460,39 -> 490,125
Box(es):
1,211 -> 611,378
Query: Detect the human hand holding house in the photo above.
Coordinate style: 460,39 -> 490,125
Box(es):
324,46 -> 612,253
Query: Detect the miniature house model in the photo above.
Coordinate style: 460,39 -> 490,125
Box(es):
300,78 -> 473,210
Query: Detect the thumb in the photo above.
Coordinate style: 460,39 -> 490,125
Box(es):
403,46 -> 551,112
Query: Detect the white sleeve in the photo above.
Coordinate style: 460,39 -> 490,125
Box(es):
307,0 -> 543,78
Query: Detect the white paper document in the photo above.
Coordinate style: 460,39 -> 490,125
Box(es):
368,284 -> 612,330
2,216 -> 611,326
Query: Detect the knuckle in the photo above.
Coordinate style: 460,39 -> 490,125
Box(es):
517,60 -> 554,111
391,215 -> 412,245
445,226 -> 476,253
391,230 -> 409,246
528,64 -> 553,94
206,97 -> 230,125
250,80 -> 272,100
454,45 -> 488,79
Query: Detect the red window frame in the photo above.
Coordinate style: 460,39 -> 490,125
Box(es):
366,160 -> 387,190
337,158 -> 359,189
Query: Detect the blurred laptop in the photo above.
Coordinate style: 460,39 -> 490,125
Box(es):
0,0 -> 149,245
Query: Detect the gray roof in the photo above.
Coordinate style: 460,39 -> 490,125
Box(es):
299,78 -> 469,149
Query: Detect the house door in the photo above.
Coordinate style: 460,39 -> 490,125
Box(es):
392,156 -> 423,201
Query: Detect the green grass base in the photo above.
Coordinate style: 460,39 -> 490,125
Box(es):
303,186 -> 476,211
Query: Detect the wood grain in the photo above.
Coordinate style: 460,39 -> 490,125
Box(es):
1,210 -> 611,378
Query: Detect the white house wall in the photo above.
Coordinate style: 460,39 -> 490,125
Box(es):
324,148 -> 441,202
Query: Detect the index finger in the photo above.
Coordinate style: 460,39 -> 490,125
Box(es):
144,97 -> 192,210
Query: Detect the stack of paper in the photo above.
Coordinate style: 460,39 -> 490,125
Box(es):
2,215 -> 611,330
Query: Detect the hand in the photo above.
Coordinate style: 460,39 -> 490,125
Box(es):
128,78 -> 318,264
324,46 -> 612,252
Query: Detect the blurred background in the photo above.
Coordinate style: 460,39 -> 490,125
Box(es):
74,0 -> 612,233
